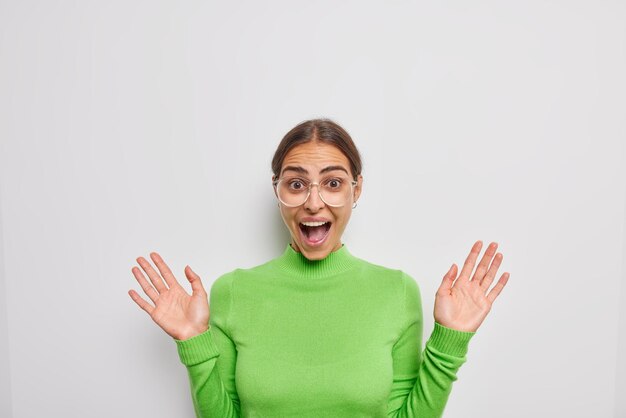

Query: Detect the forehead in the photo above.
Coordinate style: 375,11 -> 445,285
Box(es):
281,141 -> 350,173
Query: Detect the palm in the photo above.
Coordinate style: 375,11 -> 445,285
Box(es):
150,283 -> 209,339
129,252 -> 210,341
434,241 -> 510,333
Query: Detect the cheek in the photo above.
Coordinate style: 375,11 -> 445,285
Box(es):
279,206 -> 298,224
331,209 -> 351,229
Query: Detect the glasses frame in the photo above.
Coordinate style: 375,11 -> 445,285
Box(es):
272,176 -> 358,208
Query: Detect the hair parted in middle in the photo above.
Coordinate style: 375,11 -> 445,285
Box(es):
271,118 -> 363,181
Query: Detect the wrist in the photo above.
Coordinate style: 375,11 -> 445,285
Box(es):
176,325 -> 209,341
428,322 -> 476,357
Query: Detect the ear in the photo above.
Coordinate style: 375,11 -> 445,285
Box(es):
353,174 -> 363,201
272,175 -> 279,198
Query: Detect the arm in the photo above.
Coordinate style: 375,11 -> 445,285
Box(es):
387,272 -> 475,418
388,240 -> 510,417
175,273 -> 241,418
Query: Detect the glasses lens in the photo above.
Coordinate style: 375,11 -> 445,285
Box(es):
276,177 -> 308,206
319,176 -> 352,206
276,176 -> 353,207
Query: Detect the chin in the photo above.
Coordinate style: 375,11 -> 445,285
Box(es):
291,232 -> 337,260
300,247 -> 332,260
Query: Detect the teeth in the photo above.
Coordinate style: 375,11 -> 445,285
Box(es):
300,221 -> 329,227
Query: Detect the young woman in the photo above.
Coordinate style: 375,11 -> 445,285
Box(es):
128,118 -> 510,417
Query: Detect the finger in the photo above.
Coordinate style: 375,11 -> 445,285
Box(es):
480,252 -> 504,290
458,240 -> 483,281
471,242 -> 498,283
438,263 -> 457,295
149,252 -> 180,289
136,255 -> 169,294
185,265 -> 206,295
128,289 -> 155,315
486,273 -> 510,304
131,266 -> 160,304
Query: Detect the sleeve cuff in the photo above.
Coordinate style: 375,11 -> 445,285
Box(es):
174,327 -> 221,366
426,322 -> 476,357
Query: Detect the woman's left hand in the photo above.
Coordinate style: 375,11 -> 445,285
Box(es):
434,240 -> 510,333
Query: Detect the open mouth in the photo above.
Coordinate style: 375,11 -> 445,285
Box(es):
299,221 -> 332,245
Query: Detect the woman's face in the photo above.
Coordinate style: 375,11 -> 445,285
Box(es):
273,141 -> 363,260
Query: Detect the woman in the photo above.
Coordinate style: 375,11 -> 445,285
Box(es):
128,118 -> 510,417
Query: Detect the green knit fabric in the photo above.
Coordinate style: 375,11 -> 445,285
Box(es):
175,243 -> 475,417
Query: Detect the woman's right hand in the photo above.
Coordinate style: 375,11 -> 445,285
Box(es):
128,252 -> 210,341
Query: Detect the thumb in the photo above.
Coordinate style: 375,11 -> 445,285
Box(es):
438,263 -> 456,295
184,265 -> 206,295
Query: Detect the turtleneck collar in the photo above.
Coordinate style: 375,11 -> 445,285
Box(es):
273,243 -> 360,279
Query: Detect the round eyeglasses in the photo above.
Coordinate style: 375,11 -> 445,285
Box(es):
273,175 -> 358,207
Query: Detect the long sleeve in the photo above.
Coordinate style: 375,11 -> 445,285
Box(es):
174,272 -> 240,418
387,272 -> 475,418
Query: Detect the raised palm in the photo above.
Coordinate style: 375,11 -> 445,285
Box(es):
434,241 -> 510,333
129,252 -> 209,341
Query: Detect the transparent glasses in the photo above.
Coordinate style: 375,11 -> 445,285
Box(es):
273,175 -> 358,207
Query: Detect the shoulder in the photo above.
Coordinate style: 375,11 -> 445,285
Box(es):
356,255 -> 414,279
353,261 -> 425,326
352,258 -> 423,323
352,256 -> 420,293
209,263 -> 268,300
209,269 -> 236,301
209,257 -> 275,293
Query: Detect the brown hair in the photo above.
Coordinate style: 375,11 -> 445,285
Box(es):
271,118 -> 362,181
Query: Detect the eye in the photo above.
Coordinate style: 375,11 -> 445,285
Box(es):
288,179 -> 307,190
325,178 -> 343,189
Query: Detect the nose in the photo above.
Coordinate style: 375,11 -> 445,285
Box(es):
303,184 -> 325,212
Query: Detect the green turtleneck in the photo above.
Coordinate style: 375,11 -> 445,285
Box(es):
175,243 -> 476,417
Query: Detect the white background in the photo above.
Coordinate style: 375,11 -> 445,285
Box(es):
1,1 -> 625,417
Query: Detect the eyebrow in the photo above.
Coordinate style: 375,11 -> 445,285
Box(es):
281,165 -> 350,177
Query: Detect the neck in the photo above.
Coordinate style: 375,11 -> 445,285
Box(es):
289,239 -> 343,256
274,242 -> 359,279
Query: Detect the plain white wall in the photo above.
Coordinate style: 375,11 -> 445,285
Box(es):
1,1 -> 625,417
0,195 -> 11,417
618,177 -> 626,418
